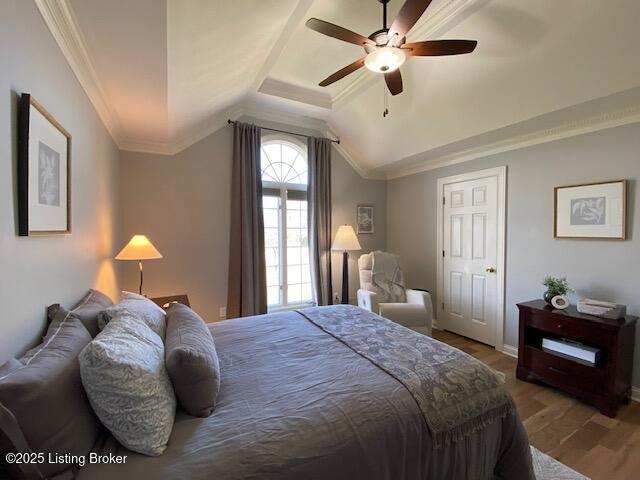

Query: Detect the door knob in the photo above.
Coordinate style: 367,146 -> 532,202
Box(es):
485,267 -> 496,273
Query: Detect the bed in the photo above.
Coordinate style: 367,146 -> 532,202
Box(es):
78,305 -> 533,480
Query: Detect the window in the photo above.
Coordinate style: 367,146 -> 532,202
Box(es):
261,138 -> 313,309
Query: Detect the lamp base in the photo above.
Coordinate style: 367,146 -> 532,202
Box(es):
341,251 -> 349,305
138,260 -> 144,295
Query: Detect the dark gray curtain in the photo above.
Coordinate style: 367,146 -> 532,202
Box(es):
308,137 -> 333,306
227,122 -> 267,317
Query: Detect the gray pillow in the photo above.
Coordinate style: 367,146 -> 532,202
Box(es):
0,308 -> 100,479
165,303 -> 221,417
0,359 -> 22,377
99,291 -> 166,340
48,289 -> 114,337
79,310 -> 176,456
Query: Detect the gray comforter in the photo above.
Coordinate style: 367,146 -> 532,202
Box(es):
79,307 -> 533,480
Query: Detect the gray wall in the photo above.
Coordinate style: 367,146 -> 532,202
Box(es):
331,150 -> 386,303
118,127 -> 233,322
0,0 -> 120,362
118,119 -> 386,323
387,123 -> 640,384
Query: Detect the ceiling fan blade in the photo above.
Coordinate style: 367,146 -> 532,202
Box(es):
403,39 -> 477,56
385,70 -> 403,96
388,0 -> 434,41
319,57 -> 366,87
306,18 -> 375,47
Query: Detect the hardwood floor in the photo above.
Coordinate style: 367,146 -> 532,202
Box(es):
433,329 -> 640,480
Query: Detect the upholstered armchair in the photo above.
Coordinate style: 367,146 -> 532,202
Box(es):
357,252 -> 433,335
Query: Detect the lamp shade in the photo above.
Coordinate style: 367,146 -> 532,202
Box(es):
332,225 -> 361,251
115,235 -> 163,261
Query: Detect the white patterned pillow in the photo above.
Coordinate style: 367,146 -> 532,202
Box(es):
99,291 -> 166,340
79,311 -> 176,456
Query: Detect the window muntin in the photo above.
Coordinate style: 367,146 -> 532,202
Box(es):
261,139 -> 312,308
261,142 -> 308,185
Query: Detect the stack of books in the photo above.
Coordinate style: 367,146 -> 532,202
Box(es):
577,299 -> 626,319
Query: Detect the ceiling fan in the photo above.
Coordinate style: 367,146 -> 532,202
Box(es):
306,0 -> 477,96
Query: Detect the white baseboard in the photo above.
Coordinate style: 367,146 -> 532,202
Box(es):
631,387 -> 640,402
500,344 -> 518,358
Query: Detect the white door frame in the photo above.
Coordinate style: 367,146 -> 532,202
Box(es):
436,166 -> 507,352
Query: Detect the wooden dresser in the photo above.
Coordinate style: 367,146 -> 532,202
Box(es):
516,299 -> 636,417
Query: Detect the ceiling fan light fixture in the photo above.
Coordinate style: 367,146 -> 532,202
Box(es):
364,46 -> 406,73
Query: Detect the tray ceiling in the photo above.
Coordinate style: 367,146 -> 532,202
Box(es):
38,0 -> 640,177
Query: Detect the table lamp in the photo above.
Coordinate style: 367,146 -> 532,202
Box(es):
115,234 -> 163,295
332,225 -> 361,304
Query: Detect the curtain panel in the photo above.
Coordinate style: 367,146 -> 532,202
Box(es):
227,122 -> 267,317
307,137 -> 333,306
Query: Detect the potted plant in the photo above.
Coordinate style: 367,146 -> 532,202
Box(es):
542,276 -> 570,304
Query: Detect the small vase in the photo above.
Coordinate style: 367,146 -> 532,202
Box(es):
543,291 -> 555,304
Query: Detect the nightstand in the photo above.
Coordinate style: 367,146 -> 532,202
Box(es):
150,294 -> 190,310
516,299 -> 636,417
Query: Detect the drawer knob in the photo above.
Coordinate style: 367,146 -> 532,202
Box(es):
557,323 -> 563,329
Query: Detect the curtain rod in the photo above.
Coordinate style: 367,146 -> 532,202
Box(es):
227,119 -> 340,144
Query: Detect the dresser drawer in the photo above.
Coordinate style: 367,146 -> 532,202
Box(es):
526,310 -> 608,344
522,346 -> 605,395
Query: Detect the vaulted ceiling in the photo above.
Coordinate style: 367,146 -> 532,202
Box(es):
38,0 -> 640,178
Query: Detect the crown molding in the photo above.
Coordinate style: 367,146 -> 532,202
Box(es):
322,126 -> 368,179
117,139 -> 173,156
237,103 -> 372,179
382,103 -> 640,179
118,98 -> 374,184
120,101 -> 330,156
35,0 -> 123,146
332,0 -> 478,109
240,101 -> 328,132
259,78 -> 332,110
44,0 -> 634,184
120,103 -> 244,155
171,103 -> 245,155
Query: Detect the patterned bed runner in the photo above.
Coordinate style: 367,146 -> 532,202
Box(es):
297,305 -> 514,448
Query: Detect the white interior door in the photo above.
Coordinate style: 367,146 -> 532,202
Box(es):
442,175 -> 499,346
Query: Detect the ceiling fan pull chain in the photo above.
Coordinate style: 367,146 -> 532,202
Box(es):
383,82 -> 389,118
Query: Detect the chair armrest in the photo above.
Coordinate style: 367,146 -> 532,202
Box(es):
404,289 -> 434,333
405,289 -> 430,307
357,289 -> 379,313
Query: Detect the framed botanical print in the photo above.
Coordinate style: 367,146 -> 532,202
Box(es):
554,180 -> 626,239
18,94 -> 71,236
357,205 -> 374,234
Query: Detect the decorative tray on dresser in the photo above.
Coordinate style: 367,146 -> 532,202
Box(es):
516,299 -> 636,417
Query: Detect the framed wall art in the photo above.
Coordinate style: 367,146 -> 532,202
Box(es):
18,93 -> 71,236
554,180 -> 626,239
357,205 -> 374,234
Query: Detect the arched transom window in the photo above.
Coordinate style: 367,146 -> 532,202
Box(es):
260,138 -> 312,309
261,141 -> 308,185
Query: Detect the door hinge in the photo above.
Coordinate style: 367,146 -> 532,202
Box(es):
442,250 -> 445,257
442,302 -> 445,310
442,196 -> 445,205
